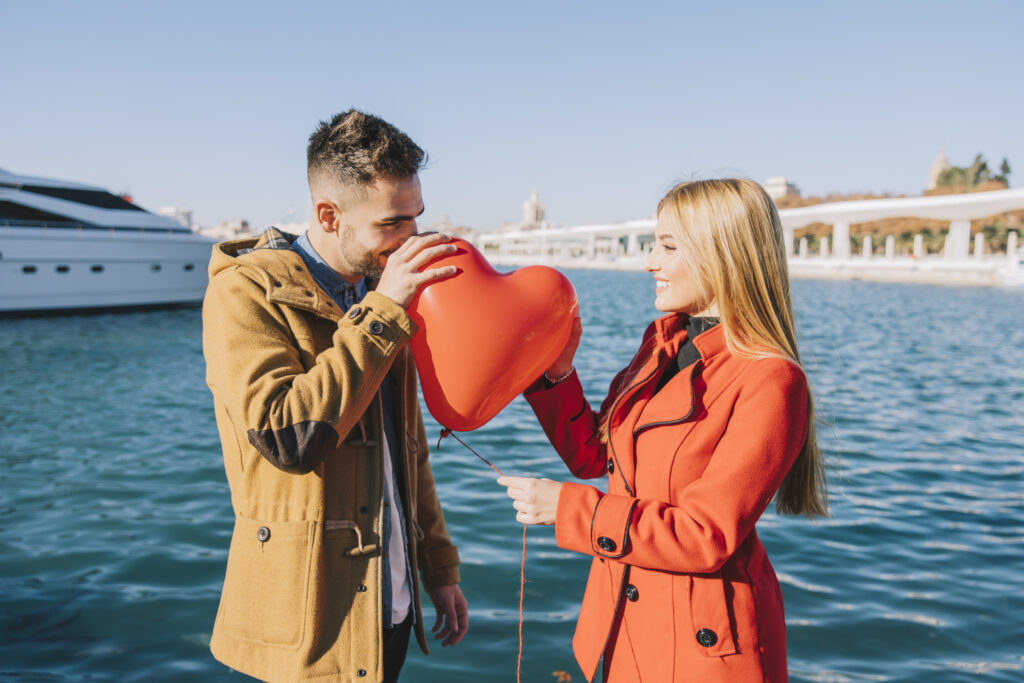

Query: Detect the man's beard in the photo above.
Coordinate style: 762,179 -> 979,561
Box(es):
344,246 -> 384,280
338,226 -> 386,280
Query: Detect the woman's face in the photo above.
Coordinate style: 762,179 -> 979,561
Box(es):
645,211 -> 708,314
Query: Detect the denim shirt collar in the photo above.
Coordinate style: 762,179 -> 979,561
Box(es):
291,232 -> 367,312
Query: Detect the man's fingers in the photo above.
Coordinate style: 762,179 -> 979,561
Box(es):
415,265 -> 458,285
396,232 -> 452,260
432,608 -> 443,633
408,242 -> 457,271
445,605 -> 459,635
443,601 -> 468,646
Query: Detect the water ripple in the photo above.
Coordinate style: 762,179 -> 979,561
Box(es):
1,276 -> 1023,681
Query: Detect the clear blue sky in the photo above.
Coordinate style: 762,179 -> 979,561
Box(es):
2,1 -> 1021,231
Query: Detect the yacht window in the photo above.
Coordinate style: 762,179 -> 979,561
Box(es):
23,265 -> 37,274
0,201 -> 87,226
184,263 -> 195,271
151,264 -> 162,272
56,265 -> 70,273
91,265 -> 105,273
17,186 -> 146,211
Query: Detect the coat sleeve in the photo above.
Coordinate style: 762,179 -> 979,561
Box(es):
410,407 -> 461,592
553,359 -> 810,573
202,266 -> 416,474
523,366 -> 633,479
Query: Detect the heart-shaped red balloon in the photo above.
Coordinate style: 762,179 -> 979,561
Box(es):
407,238 -> 578,432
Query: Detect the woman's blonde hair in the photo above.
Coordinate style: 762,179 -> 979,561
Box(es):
658,178 -> 828,518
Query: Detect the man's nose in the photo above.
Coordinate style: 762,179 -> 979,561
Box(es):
394,221 -> 418,249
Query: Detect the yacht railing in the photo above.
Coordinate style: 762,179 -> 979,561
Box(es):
0,219 -> 192,235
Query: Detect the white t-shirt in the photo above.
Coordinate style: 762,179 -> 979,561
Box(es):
382,420 -> 411,625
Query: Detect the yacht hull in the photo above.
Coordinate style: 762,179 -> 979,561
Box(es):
0,227 -> 216,314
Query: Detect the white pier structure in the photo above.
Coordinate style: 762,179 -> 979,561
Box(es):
474,187 -> 1024,286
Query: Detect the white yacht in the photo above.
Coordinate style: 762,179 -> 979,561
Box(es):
0,168 -> 216,314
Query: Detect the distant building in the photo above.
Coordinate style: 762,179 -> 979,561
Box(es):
198,219 -> 252,240
927,149 -> 950,190
274,221 -> 310,235
427,215 -> 476,237
763,177 -> 801,200
157,206 -> 194,230
502,188 -> 551,232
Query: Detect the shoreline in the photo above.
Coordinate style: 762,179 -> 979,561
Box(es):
486,256 -> 1024,288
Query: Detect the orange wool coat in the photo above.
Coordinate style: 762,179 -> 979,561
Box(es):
525,314 -> 809,683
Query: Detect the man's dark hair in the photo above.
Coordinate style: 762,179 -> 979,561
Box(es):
307,109 -> 426,187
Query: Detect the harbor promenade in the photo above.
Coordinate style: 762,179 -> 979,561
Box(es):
473,187 -> 1024,287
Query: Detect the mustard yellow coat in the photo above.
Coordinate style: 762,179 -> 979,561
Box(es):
202,229 -> 460,682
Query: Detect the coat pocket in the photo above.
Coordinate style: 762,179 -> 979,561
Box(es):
220,514 -> 315,649
688,572 -> 739,657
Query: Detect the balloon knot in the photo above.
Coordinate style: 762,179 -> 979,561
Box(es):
436,428 -> 452,450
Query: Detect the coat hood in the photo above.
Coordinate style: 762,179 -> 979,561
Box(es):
207,227 -> 342,319
208,227 -> 299,279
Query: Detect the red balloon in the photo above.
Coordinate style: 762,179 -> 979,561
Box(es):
407,239 -> 578,432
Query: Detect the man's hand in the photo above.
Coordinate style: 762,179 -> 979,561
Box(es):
376,232 -> 458,308
497,476 -> 563,525
429,583 -> 469,647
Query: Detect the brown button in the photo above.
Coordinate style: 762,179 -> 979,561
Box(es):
607,459 -> 615,474
356,584 -> 367,593
369,320 -> 384,335
625,584 -> 638,601
256,526 -> 270,542
597,536 -> 616,552
357,669 -> 367,677
348,306 -> 362,319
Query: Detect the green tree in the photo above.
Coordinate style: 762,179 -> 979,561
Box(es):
935,153 -> 1010,190
994,157 -> 1012,185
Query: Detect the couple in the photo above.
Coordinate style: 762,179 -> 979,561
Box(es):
201,109 -> 828,683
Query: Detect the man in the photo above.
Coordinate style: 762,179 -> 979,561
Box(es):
203,109 -> 468,682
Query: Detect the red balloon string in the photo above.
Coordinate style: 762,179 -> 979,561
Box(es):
437,429 -> 527,683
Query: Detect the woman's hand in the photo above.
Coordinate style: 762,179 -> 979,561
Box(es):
545,315 -> 582,379
497,476 -> 563,525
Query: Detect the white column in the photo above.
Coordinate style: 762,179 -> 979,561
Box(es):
627,233 -> 640,257
587,234 -> 596,259
948,219 -> 972,259
833,221 -> 850,259
885,235 -> 895,259
914,234 -> 924,258
863,235 -> 873,259
784,229 -> 795,257
820,236 -> 830,259
1008,231 -> 1019,263
799,237 -> 809,259
973,233 -> 985,259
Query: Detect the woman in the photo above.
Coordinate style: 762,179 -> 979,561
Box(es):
498,178 -> 827,682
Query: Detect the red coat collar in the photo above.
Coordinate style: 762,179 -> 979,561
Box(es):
649,313 -> 728,366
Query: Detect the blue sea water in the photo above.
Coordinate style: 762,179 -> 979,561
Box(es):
1,272 -> 1023,682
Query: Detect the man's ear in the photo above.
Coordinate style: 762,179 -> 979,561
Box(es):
314,199 -> 339,233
